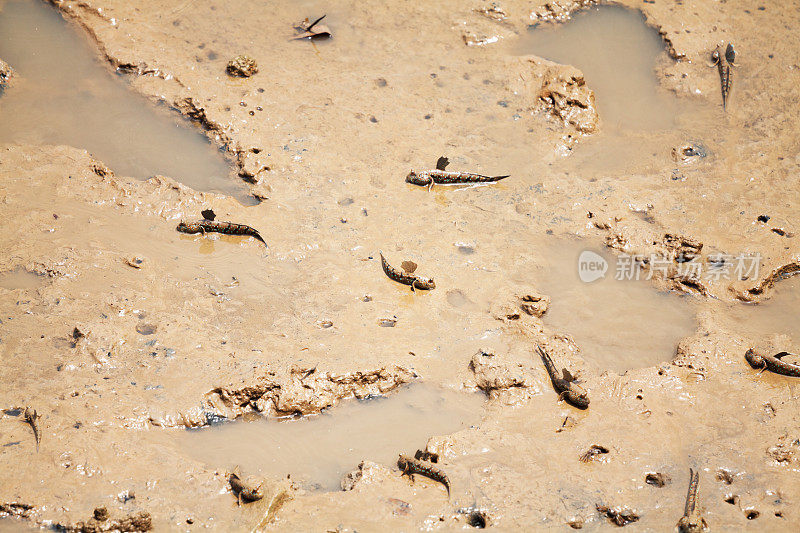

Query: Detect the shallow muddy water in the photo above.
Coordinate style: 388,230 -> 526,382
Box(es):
0,0 -> 247,200
517,5 -> 681,131
174,384 -> 484,490
534,239 -> 697,374
0,269 -> 43,290
721,275 -> 800,342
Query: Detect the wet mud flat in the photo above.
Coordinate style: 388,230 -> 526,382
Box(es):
2,0 -> 800,531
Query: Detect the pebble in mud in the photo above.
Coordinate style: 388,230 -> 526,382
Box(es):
226,55 -> 258,77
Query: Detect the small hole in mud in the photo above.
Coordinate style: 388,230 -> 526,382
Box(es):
467,511 -> 488,528
745,510 -> 760,520
724,495 -> 738,505
775,511 -> 783,518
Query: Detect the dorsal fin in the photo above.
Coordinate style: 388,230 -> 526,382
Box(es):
201,208 -> 216,221
436,156 -> 449,171
305,14 -> 326,32
562,368 -> 575,382
725,43 -> 735,64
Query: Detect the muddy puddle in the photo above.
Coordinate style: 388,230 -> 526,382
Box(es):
173,384 -> 483,490
0,519 -> 33,532
0,269 -> 43,290
534,239 -> 696,374
515,5 -> 714,176
721,275 -> 800,342
0,0 -> 249,201
517,5 -> 681,131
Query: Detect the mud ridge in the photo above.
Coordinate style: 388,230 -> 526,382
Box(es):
529,1 -> 599,24
199,365 -> 417,426
730,260 -> 800,302
593,217 -> 714,297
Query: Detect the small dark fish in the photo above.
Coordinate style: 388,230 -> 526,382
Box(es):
23,407 -> 40,451
407,156 -> 509,188
677,468 -> 707,532
397,454 -> 450,497
710,43 -> 735,110
380,252 -> 435,291
229,469 -> 263,505
536,345 -> 589,409
177,219 -> 266,246
745,348 -> 800,377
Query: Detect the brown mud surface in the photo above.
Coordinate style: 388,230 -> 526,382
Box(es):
1,0 -> 800,530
